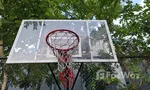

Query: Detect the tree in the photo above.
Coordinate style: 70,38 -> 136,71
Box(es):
0,0 -> 59,90
0,0 -> 123,90
112,0 -> 150,89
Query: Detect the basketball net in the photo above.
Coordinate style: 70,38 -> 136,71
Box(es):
46,29 -> 80,88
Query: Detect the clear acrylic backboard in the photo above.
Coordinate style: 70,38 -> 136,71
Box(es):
6,20 -> 118,63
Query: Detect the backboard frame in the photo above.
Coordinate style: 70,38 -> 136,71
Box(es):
6,20 -> 118,63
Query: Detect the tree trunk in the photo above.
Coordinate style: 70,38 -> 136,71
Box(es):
0,40 -> 8,90
0,40 -> 4,57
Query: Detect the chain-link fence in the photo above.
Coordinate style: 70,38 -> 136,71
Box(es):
1,57 -> 150,90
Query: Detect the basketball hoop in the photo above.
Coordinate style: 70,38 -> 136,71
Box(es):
46,29 -> 80,88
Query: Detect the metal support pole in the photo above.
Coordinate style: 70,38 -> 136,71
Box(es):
71,63 -> 83,90
47,64 -> 61,90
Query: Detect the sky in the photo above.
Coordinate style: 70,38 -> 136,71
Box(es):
132,0 -> 145,6
132,0 -> 142,4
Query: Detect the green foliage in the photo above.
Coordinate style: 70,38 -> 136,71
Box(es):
113,0 -> 150,56
112,0 -> 150,89
103,77 -> 120,84
7,64 -> 57,89
83,63 -> 116,89
2,0 -> 149,90
144,74 -> 150,84
120,85 -> 139,90
127,59 -> 142,73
